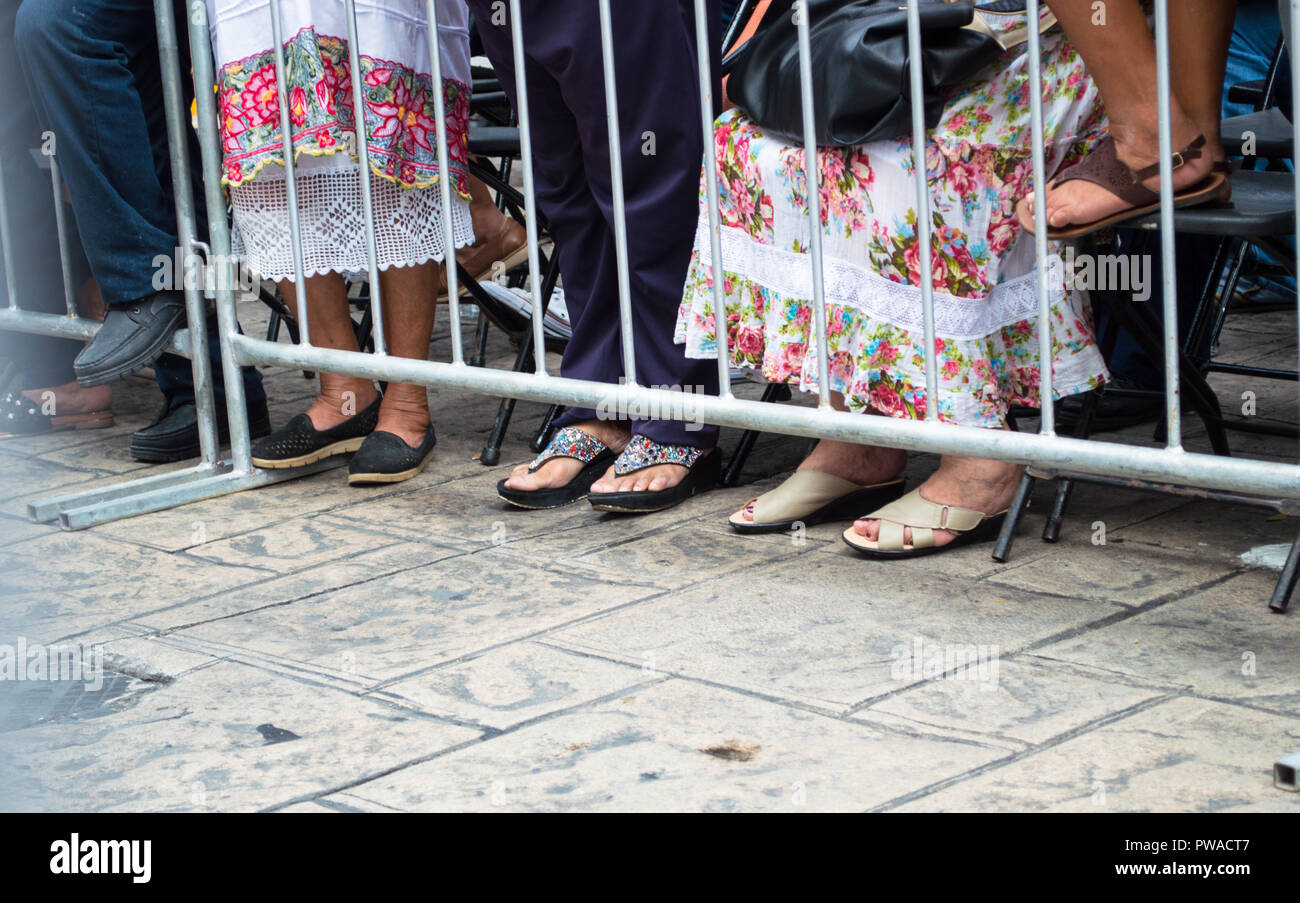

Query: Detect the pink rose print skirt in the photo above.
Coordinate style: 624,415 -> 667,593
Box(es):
676,23 -> 1111,428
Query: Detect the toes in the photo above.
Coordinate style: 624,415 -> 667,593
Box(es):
852,518 -> 876,539
589,466 -> 619,494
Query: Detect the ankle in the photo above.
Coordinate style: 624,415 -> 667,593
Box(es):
572,418 -> 630,451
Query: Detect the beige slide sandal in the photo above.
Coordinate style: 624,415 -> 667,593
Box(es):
841,487 -> 1008,558
728,470 -> 905,535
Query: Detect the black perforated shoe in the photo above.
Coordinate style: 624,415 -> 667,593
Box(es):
251,397 -> 381,469
347,425 -> 436,485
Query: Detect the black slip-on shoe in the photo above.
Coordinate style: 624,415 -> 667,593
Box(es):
251,397 -> 381,469
130,398 -> 272,463
75,292 -> 186,387
347,425 -> 437,485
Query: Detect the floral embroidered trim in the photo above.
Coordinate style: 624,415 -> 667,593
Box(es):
529,427 -> 609,472
613,436 -> 706,477
217,26 -> 471,194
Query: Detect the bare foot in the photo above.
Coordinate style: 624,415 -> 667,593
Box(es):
504,419 -> 630,492
305,376 -> 379,432
20,380 -> 111,415
734,439 -> 907,524
851,455 -> 1021,549
1017,121 -> 1220,234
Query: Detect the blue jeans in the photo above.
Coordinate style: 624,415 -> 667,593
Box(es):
9,0 -> 264,408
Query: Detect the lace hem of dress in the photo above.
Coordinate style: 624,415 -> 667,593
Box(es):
694,219 -> 1067,342
230,163 -> 474,281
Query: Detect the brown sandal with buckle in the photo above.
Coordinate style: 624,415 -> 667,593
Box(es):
1017,134 -> 1230,240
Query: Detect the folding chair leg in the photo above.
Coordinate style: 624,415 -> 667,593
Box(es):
723,382 -> 793,487
531,404 -> 563,453
992,470 -> 1036,563
470,310 -> 490,368
1269,528 -> 1300,613
1042,389 -> 1101,542
480,264 -> 561,466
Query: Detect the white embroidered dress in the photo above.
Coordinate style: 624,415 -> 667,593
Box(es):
208,0 -> 475,280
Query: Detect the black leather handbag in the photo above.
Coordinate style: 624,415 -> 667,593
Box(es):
727,0 -> 1053,147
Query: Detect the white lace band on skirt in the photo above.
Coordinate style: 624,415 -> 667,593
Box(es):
230,155 -> 474,281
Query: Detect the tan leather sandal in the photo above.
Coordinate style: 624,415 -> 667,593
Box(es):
1017,134 -> 1230,241
841,488 -> 1009,559
728,470 -> 905,534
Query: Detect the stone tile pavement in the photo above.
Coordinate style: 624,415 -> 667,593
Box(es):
1,300 -> 1299,812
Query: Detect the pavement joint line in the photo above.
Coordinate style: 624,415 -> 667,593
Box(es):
846,709 -> 1031,753
1011,652 -> 1197,695
534,638 -> 866,721
261,675 -> 671,812
362,586 -> 684,692
836,573 -> 1239,719
70,541 -> 482,640
138,633 -> 379,692
1017,566 -> 1250,653
865,692 -> 1181,812
1181,691 -> 1300,724
189,653 -> 494,733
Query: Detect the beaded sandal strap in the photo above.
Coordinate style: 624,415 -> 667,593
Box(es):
528,427 -> 610,473
612,435 -> 706,477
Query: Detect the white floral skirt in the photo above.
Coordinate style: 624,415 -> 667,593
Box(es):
676,24 -> 1111,428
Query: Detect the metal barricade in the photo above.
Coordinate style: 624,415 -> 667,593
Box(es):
6,0 -> 1300,605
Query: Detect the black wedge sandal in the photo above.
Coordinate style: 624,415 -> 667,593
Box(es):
251,396 -> 381,469
588,436 -> 720,514
497,426 -> 619,510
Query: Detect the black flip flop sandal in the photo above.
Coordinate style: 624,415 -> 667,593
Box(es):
497,426 -> 618,509
588,436 -> 721,514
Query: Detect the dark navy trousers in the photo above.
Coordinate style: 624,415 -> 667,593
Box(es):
468,0 -> 721,448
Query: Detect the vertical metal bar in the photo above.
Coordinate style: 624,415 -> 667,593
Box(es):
343,0 -> 387,356
795,0 -> 831,409
905,0 -> 939,421
0,156 -> 18,309
269,0 -> 311,346
1024,0 -> 1054,434
189,0 -> 252,473
596,0 -> 638,386
1292,1 -> 1300,444
1153,0 -> 1181,450
426,0 -> 465,365
693,0 -> 731,398
153,0 -> 219,465
506,0 -> 547,376
47,153 -> 78,317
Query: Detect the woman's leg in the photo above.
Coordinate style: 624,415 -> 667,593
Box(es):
1031,0 -> 1234,230
372,262 -> 440,447
278,274 -> 380,429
